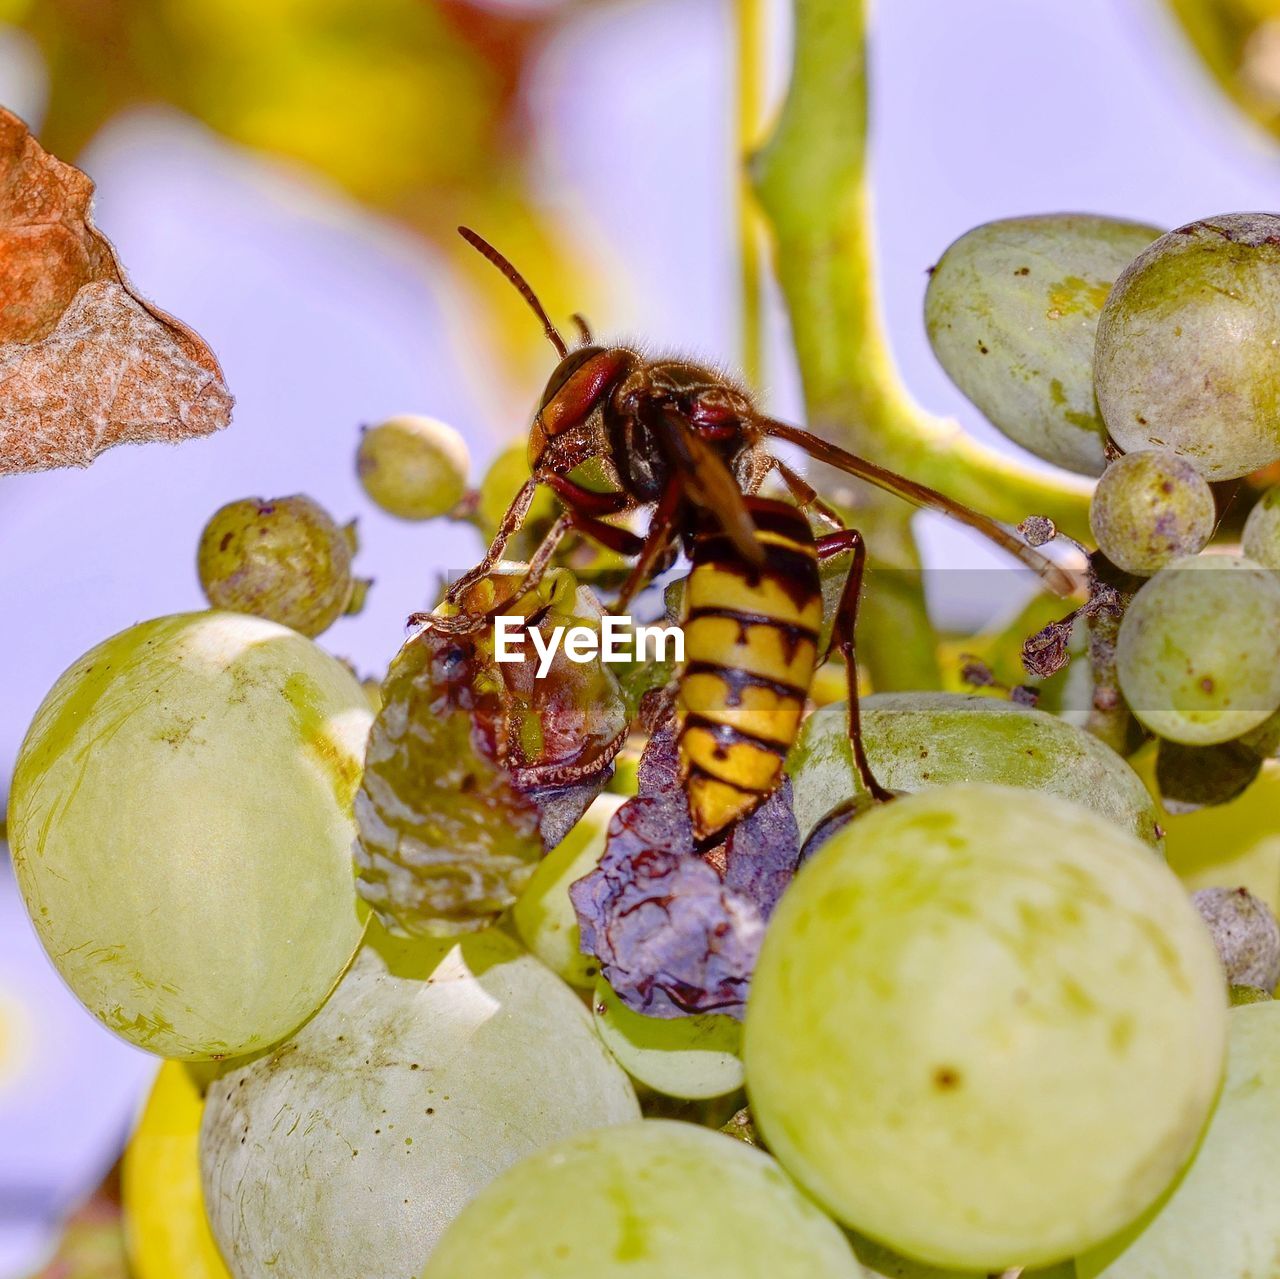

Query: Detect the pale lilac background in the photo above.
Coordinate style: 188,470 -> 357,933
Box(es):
1,0 -> 1277,1271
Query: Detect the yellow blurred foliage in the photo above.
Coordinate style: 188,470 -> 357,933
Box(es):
1168,0 -> 1280,139
122,1062 -> 232,1279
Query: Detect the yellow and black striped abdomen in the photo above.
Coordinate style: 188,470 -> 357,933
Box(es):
677,497 -> 821,841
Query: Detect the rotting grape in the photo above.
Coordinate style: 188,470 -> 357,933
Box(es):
1192,886 -> 1280,991
787,691 -> 1162,851
197,494 -> 362,637
744,784 -> 1226,1272
7,611 -> 371,1059
1078,1002 -> 1280,1278
419,1120 -> 864,1278
1094,213 -> 1280,480
512,793 -> 623,988
1089,449 -> 1216,575
1115,553 -> 1280,746
200,925 -> 638,1279
591,977 -> 745,1100
1242,485 -> 1280,568
356,414 -> 470,520
925,214 -> 1160,474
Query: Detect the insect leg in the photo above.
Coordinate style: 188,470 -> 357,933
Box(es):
613,481 -> 683,614
444,475 -> 540,604
760,417 -> 1081,598
772,457 -> 844,531
816,527 -> 893,805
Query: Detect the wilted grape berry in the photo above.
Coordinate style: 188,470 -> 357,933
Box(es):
1089,449 -> 1216,575
197,494 -> 361,638
1193,886 -> 1280,992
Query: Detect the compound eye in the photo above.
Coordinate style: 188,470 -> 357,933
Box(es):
538,346 -> 605,415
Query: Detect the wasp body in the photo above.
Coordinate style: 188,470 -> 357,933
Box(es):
433,228 -> 1078,844
678,497 -> 823,839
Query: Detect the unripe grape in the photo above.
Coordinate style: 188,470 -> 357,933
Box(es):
925,215 -> 1160,474
512,793 -> 622,988
592,978 -> 744,1100
1230,983 -> 1272,1005
197,495 -> 358,637
8,612 -> 371,1059
1193,886 -> 1280,990
201,927 -> 638,1279
357,414 -> 469,520
788,691 -> 1162,851
1089,449 -> 1216,574
1243,485 -> 1280,568
1078,1003 -> 1280,1278
745,785 -> 1226,1272
421,1121 -> 864,1278
1116,553 -> 1280,745
1094,213 -> 1280,480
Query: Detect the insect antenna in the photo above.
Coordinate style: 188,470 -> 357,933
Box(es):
457,226 -> 569,358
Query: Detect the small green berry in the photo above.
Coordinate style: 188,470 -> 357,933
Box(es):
1089,449 -> 1216,575
1243,485 -> 1280,569
1193,886 -> 1280,991
1229,983 -> 1272,1006
356,414 -> 469,520
197,495 -> 358,638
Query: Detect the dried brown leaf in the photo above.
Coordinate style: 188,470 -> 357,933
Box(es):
0,108 -> 232,473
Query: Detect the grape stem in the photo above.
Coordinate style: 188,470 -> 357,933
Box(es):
748,0 -> 1091,687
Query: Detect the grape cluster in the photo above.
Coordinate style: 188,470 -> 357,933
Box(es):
14,205 -> 1280,1279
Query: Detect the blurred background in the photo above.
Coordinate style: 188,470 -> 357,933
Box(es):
0,0 -> 1278,1272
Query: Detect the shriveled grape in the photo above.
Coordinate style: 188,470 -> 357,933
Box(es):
201,927 -> 638,1279
1115,554 -> 1280,746
745,785 -> 1226,1272
1089,450 -> 1216,575
1242,485 -> 1280,569
356,414 -> 469,520
197,495 -> 360,637
8,612 -> 370,1059
1078,1003 -> 1280,1278
1094,213 -> 1280,480
925,215 -> 1159,474
787,691 -> 1162,851
421,1120 -> 863,1278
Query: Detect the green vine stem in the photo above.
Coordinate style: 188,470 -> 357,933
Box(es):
750,0 -> 1092,687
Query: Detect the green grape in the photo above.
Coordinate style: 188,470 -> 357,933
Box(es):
925,215 -> 1160,474
1089,450 -> 1216,575
356,414 -> 470,520
201,926 -> 639,1279
8,612 -> 371,1060
197,495 -> 359,638
592,978 -> 744,1100
1242,485 -> 1280,569
1116,554 -> 1280,746
1229,983 -> 1272,1005
1094,213 -> 1280,480
512,793 -> 623,987
787,691 -> 1162,851
1192,886 -> 1280,990
848,1232 -> 1076,1278
1078,1002 -> 1280,1278
744,784 -> 1226,1272
420,1120 -> 864,1278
